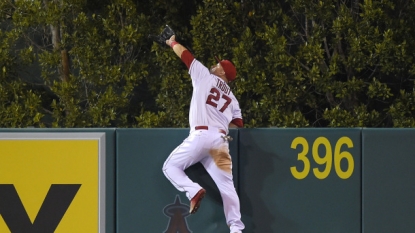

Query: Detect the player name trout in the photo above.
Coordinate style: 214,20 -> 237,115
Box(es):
216,79 -> 231,95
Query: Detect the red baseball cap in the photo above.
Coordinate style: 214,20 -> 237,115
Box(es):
215,56 -> 237,82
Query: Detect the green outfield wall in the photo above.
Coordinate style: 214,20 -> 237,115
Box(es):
116,128 -> 240,233
239,128 -> 362,233
362,129 -> 415,233
0,128 -> 414,233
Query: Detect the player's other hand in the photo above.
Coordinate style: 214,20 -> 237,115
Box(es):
166,35 -> 176,47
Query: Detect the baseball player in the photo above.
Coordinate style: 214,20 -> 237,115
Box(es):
161,34 -> 245,233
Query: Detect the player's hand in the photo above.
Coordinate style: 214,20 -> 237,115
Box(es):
148,25 -> 175,48
166,35 -> 176,47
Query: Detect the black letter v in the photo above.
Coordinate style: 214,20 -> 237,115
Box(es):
0,184 -> 81,233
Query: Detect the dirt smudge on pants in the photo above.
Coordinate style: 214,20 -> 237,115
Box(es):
209,148 -> 232,174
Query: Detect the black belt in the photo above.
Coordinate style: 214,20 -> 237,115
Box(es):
195,126 -> 226,135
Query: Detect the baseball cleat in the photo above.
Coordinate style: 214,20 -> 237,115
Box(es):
189,188 -> 206,214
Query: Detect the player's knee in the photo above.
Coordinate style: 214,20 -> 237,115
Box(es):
162,162 -> 170,174
162,167 -> 168,179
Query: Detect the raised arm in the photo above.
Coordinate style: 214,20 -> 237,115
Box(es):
166,35 -> 194,69
166,35 -> 186,57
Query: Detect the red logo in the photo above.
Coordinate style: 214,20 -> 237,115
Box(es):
163,195 -> 192,233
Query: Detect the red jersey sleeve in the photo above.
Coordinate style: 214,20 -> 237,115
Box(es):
231,118 -> 244,128
180,50 -> 194,69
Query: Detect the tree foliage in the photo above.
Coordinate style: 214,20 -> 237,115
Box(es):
1,0 -> 415,128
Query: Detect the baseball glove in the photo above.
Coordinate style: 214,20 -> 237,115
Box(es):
148,25 -> 175,47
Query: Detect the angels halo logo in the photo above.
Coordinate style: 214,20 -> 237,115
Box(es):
163,195 -> 192,233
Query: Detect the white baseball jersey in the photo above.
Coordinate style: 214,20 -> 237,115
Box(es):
187,59 -> 242,132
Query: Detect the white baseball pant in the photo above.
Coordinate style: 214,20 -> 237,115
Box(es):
162,126 -> 245,233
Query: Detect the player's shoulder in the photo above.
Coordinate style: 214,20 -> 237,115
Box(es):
190,59 -> 207,71
189,60 -> 211,84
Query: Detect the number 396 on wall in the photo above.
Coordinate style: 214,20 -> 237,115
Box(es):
290,136 -> 354,180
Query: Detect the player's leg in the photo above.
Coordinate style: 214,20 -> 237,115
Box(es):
200,141 -> 245,232
162,131 -> 206,200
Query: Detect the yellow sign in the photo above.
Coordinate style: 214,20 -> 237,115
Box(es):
0,133 -> 106,233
